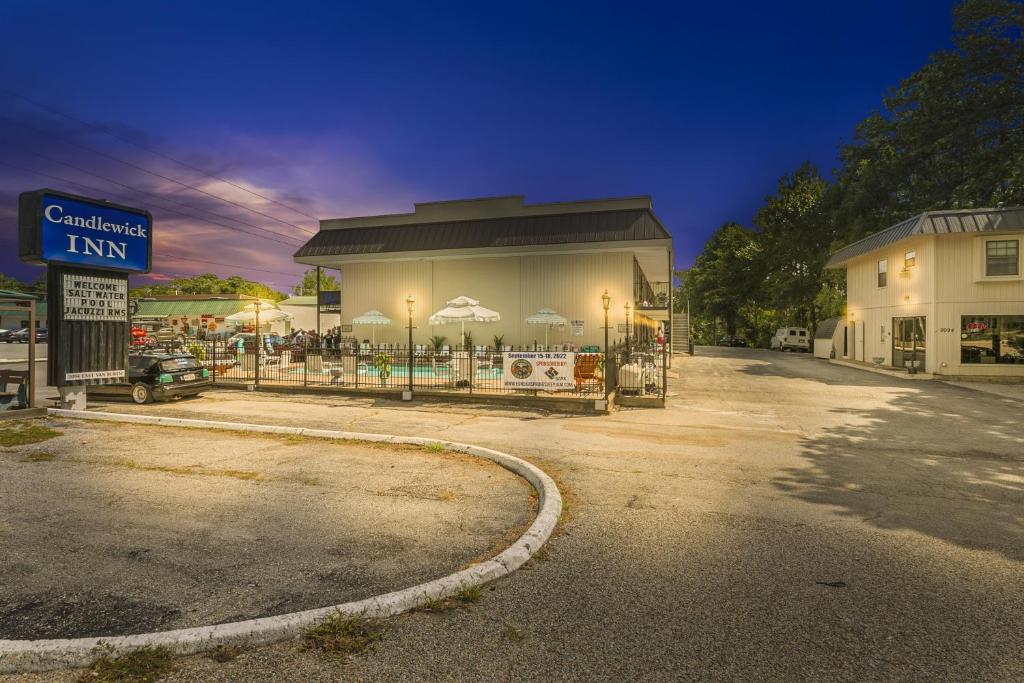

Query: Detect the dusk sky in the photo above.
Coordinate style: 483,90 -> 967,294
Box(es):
0,0 -> 958,292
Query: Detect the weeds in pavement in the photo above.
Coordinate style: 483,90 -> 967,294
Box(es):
0,421 -> 61,447
456,584 -> 483,604
77,646 -> 175,683
24,451 -> 57,462
438,489 -> 457,501
207,644 -> 244,662
505,624 -> 528,643
301,613 -> 385,658
426,442 -> 446,452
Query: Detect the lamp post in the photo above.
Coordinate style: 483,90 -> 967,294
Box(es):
406,294 -> 416,397
602,290 -> 611,400
253,300 -> 262,387
624,301 -> 633,355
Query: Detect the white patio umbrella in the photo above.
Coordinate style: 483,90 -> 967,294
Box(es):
225,305 -> 292,328
428,295 -> 500,346
526,307 -> 568,347
351,310 -> 392,344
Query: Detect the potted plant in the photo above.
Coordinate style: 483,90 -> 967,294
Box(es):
374,352 -> 392,386
492,334 -> 505,351
430,335 -> 447,353
462,331 -> 473,350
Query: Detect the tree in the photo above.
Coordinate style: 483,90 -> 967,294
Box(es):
292,268 -> 340,296
682,223 -> 763,338
754,163 -> 834,332
0,274 -> 46,294
836,0 -> 1024,242
130,273 -> 286,301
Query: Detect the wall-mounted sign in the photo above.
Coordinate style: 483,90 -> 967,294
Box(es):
503,352 -> 576,391
19,189 -> 153,274
617,323 -> 627,333
571,320 -> 584,337
318,290 -> 341,312
62,273 -> 128,321
342,324 -> 353,333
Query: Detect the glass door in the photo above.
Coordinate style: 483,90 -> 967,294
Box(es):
892,317 -> 926,371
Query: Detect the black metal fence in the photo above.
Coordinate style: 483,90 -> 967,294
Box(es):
149,339 -> 667,400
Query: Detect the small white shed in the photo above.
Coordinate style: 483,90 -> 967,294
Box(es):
813,317 -> 845,359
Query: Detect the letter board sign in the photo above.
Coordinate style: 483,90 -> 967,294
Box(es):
19,188 -> 153,274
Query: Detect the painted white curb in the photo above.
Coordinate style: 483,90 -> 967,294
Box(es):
0,409 -> 562,673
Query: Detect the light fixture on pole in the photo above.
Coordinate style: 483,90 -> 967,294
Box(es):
624,301 -> 633,354
253,299 -> 262,387
405,294 -> 416,397
602,290 -> 611,400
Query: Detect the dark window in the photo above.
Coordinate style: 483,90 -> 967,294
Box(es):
877,259 -> 887,287
788,329 -> 797,336
985,240 -> 1019,276
159,357 -> 201,372
129,356 -> 154,372
798,330 -> 806,336
904,250 -> 916,268
961,315 -> 1024,364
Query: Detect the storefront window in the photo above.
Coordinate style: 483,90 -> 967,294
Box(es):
961,315 -> 1024,364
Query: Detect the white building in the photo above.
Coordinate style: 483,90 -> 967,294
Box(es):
292,195 -> 673,349
277,296 -> 341,333
825,207 -> 1024,377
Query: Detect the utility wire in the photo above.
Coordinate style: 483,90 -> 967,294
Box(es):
26,149 -> 306,245
8,118 -> 316,236
0,160 -> 304,248
167,255 -> 303,277
1,87 -> 322,222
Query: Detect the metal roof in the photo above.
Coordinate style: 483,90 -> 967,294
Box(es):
0,289 -> 40,301
294,208 -> 671,260
134,300 -> 279,317
279,296 -> 317,306
815,317 -> 842,340
825,207 -> 1024,268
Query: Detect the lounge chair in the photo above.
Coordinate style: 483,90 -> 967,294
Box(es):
574,353 -> 603,393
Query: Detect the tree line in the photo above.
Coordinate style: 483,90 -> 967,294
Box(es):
678,0 -> 1023,347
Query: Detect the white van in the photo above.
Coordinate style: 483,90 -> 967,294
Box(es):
771,327 -> 810,352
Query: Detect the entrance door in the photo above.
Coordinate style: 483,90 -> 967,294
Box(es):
892,317 -> 926,371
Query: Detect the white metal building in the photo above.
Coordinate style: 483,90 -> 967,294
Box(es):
292,195 -> 673,349
825,207 -> 1024,377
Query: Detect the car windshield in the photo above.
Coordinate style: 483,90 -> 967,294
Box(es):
159,357 -> 201,372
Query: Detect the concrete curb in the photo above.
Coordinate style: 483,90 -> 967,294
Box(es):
0,410 -> 563,674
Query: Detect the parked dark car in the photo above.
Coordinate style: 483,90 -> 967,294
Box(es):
89,352 -> 212,404
718,335 -> 748,347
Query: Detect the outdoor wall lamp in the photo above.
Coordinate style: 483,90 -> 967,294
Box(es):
406,294 -> 416,316
601,290 -> 610,312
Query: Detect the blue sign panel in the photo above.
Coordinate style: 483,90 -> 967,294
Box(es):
39,193 -> 152,273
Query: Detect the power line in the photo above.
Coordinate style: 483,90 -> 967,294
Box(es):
166,255 -> 303,277
1,87 -> 322,223
0,160 -> 305,248
8,118 -> 316,236
25,149 -> 307,245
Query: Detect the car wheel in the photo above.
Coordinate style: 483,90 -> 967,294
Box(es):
130,383 -> 153,404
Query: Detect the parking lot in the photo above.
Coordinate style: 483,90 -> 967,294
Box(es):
4,347 -> 1023,681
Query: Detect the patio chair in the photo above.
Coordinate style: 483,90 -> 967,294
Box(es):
574,354 -> 603,393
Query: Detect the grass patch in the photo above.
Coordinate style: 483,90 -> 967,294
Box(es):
425,442 -> 446,452
455,584 -> 483,604
207,644 -> 244,663
301,614 -> 385,658
24,451 -> 57,462
413,596 -> 452,613
77,646 -> 175,683
99,458 -> 262,482
0,421 -> 61,447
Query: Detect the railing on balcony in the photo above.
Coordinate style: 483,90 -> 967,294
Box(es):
636,282 -> 670,310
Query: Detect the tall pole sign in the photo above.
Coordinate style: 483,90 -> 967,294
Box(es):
19,188 -> 153,409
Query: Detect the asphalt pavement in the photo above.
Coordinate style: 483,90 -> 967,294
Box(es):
6,348 -> 1022,682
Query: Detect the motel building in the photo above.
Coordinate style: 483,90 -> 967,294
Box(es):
292,195 -> 674,352
825,206 -> 1024,377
